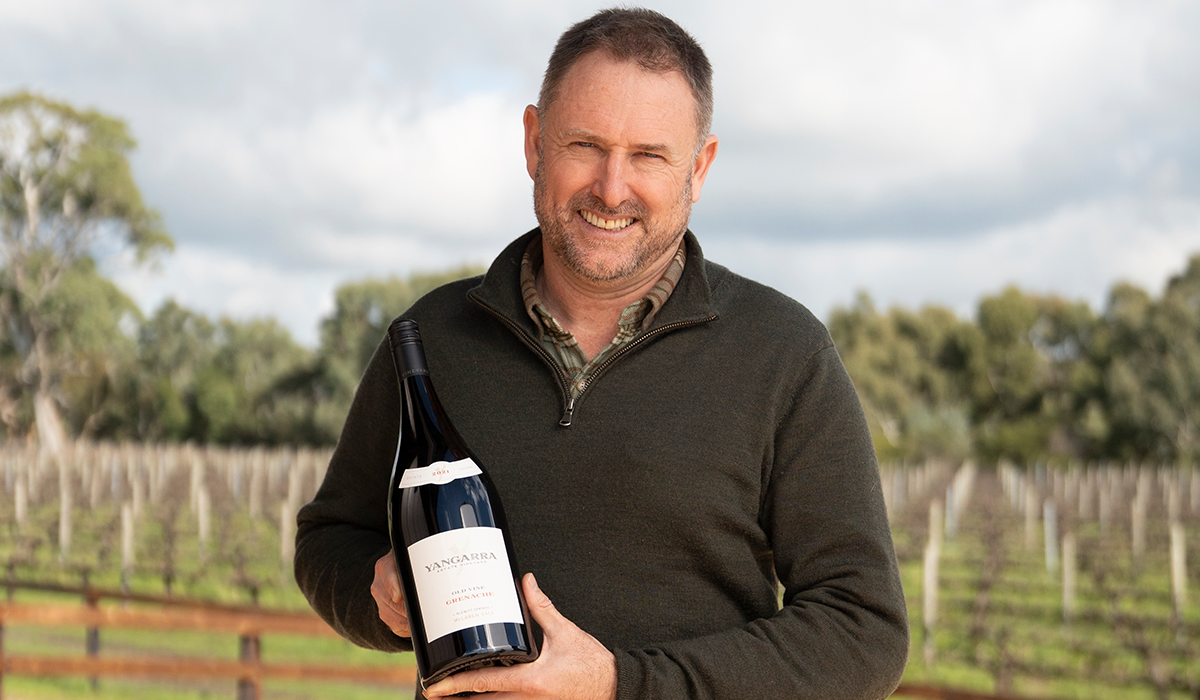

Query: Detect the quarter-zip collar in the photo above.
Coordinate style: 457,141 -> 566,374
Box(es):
467,228 -> 721,426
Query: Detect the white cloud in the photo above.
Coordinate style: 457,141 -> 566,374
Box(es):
107,244 -> 342,347
171,91 -> 532,245
708,0 -> 1165,201
706,195 -> 1200,320
2,0 -> 254,38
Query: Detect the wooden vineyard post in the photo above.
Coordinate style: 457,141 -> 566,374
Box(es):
279,502 -> 296,584
14,471 -> 27,534
1024,481 -> 1039,552
131,457 -> 146,521
923,499 -> 943,667
188,448 -> 200,514
1062,532 -> 1076,623
1132,487 -> 1147,566
1044,499 -> 1059,576
1171,520 -> 1187,621
1079,469 -> 1093,520
121,503 -> 134,594
249,450 -> 264,520
58,455 -> 72,564
1099,476 -> 1112,538
944,483 -> 956,539
197,485 -> 212,561
1167,479 -> 1181,524
27,449 -> 40,503
89,452 -> 103,509
889,469 -> 907,521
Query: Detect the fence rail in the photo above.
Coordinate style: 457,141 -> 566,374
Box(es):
3,654 -> 414,684
0,580 -> 415,700
0,601 -> 337,637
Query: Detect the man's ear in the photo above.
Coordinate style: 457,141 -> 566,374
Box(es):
690,134 -> 719,203
523,104 -> 541,180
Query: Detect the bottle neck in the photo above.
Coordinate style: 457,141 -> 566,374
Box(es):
388,321 -> 468,459
396,352 -> 462,456
394,340 -> 429,379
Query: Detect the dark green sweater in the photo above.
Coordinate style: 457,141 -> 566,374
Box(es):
295,230 -> 908,700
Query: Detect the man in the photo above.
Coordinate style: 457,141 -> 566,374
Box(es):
296,8 -> 908,700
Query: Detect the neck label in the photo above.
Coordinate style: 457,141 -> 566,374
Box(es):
399,458 -> 482,488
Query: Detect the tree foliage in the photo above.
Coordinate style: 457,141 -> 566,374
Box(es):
31,266 -> 484,447
271,266 -> 485,444
831,254 -> 1200,464
0,92 -> 171,452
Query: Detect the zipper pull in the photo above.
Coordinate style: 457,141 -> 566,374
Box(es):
559,396 -> 576,427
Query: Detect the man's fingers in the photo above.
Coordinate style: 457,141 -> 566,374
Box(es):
371,550 -> 410,637
374,551 -> 404,602
522,572 -> 567,637
424,665 -> 518,698
426,574 -> 615,700
378,604 -> 410,636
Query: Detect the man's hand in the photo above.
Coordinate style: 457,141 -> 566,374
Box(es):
371,550 -> 410,637
424,573 -> 617,700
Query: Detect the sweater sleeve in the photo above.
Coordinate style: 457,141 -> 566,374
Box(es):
294,338 -> 413,653
610,345 -> 909,700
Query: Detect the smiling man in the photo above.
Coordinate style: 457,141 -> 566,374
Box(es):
296,8 -> 908,700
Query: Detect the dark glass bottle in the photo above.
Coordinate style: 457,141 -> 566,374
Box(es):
386,319 -> 538,691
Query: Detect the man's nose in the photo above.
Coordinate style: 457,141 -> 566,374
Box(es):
590,154 -> 632,209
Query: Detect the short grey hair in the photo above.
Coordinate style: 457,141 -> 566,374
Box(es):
538,7 -> 714,154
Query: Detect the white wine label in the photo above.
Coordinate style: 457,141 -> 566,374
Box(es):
399,458 -> 483,488
407,527 -> 523,641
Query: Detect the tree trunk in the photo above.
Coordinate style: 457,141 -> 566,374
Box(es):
34,389 -> 66,457
32,320 -> 67,457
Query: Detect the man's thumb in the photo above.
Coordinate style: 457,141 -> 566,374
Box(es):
523,573 -> 566,636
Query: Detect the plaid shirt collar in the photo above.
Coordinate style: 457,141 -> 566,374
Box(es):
519,235 -> 687,344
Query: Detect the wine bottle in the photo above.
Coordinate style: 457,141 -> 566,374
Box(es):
386,318 -> 538,691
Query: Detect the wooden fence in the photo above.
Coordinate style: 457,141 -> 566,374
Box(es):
0,580 -> 414,700
0,580 -> 1069,700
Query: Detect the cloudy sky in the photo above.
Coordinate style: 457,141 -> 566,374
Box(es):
2,0 -> 1198,346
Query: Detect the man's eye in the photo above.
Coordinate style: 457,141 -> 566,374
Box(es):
640,152 -> 663,159
574,141 -> 595,148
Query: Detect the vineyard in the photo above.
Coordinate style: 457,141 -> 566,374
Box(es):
1,442 -> 1198,699
0,442 -> 414,700
886,460 -> 1200,700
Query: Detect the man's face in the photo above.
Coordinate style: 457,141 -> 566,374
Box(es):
524,51 -> 718,284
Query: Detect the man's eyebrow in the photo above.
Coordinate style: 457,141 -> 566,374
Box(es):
561,128 -> 603,143
632,142 -> 671,154
559,129 -> 674,155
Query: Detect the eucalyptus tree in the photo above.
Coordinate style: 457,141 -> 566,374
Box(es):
828,292 -> 980,462
281,265 -> 485,441
1102,255 -> 1200,464
0,92 -> 171,452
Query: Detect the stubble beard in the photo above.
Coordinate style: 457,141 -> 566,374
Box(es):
533,157 -> 692,283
